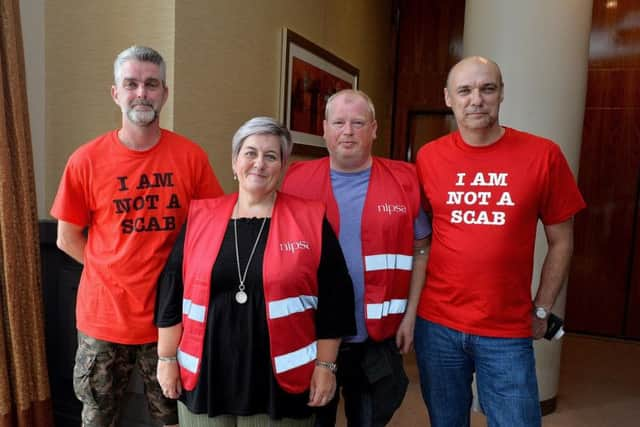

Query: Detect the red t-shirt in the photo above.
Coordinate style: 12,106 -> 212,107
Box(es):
51,129 -> 223,344
416,127 -> 585,337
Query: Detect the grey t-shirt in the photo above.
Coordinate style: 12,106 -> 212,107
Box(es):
330,167 -> 431,342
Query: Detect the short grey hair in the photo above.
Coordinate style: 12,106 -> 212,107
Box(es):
324,89 -> 376,121
114,45 -> 166,86
232,117 -> 293,165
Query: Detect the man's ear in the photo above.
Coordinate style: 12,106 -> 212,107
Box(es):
160,85 -> 169,108
444,87 -> 452,108
111,85 -> 119,106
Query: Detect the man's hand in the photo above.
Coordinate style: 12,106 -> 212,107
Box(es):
396,315 -> 415,354
532,315 -> 547,340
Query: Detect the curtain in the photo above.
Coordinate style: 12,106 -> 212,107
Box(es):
0,0 -> 53,425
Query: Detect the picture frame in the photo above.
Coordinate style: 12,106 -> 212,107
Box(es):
279,28 -> 359,157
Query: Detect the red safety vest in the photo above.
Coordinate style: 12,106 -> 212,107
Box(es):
282,157 -> 420,341
177,193 -> 324,393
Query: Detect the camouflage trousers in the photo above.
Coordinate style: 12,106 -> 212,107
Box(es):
73,331 -> 178,426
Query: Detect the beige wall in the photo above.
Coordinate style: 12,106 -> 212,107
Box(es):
20,0 -> 45,216
40,0 -> 393,213
173,0 -> 393,191
44,0 -> 175,215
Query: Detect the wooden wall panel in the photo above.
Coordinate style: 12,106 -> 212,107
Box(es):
625,114 -> 640,338
566,0 -> 640,338
390,0 -> 465,161
585,69 -> 640,109
568,109 -> 639,334
589,0 -> 640,69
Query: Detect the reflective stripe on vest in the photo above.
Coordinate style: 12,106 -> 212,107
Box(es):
268,295 -> 318,319
281,158 -> 419,342
366,299 -> 408,320
274,341 -> 317,374
364,254 -> 412,272
177,349 -> 199,374
183,298 -> 206,323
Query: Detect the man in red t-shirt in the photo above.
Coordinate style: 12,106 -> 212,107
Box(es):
414,56 -> 585,427
50,46 -> 223,427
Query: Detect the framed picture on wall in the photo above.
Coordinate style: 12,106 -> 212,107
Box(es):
279,28 -> 359,156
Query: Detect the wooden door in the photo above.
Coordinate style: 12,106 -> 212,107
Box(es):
390,0 -> 465,161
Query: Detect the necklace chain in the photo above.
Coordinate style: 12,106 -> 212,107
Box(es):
233,215 -> 267,297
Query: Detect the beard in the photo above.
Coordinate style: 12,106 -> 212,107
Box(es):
124,100 -> 160,126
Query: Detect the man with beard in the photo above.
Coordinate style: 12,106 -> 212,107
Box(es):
51,45 -> 223,427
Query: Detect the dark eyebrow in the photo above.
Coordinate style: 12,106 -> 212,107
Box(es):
122,77 -> 161,83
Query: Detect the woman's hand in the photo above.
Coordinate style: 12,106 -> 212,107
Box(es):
157,358 -> 182,399
308,365 -> 336,407
157,325 -> 183,399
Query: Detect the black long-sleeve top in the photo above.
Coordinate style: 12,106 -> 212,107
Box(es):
155,217 -> 356,419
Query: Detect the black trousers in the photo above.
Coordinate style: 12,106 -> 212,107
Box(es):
314,338 -> 408,427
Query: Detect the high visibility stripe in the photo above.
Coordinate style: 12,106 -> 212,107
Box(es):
273,341 -> 317,374
364,254 -> 412,272
269,295 -> 318,319
366,299 -> 408,320
182,299 -> 206,323
177,349 -> 199,373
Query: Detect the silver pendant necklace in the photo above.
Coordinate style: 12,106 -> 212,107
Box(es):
233,214 -> 267,304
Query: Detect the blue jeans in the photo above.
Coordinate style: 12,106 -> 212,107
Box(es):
414,318 -> 541,427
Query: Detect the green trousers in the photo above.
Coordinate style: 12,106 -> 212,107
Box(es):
177,401 -> 314,427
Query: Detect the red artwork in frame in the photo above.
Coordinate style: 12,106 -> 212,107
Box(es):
279,28 -> 359,157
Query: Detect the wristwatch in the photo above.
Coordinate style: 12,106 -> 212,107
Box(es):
534,306 -> 549,320
315,360 -> 338,374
